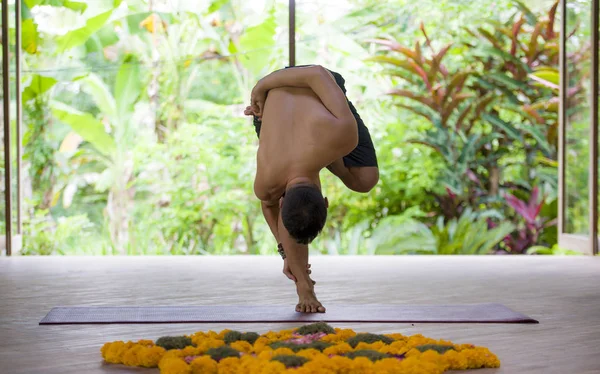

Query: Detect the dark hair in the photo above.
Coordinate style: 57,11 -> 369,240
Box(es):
281,185 -> 327,244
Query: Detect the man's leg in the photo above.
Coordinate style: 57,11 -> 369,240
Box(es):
327,158 -> 379,193
278,213 -> 325,313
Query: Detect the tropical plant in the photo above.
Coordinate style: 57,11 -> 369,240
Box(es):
501,186 -> 557,253
526,244 -> 582,255
50,60 -> 145,254
370,208 -> 514,255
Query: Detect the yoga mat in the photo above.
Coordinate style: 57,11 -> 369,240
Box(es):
39,303 -> 538,325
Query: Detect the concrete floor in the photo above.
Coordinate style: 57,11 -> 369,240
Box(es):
0,255 -> 598,374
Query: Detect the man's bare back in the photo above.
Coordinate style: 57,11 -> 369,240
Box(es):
255,86 -> 358,201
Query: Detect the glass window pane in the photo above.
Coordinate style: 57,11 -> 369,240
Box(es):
565,0 -> 592,234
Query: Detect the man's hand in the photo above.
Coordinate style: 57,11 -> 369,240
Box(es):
249,80 -> 267,118
283,259 -> 315,284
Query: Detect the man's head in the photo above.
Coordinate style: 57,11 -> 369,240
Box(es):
280,184 -> 328,244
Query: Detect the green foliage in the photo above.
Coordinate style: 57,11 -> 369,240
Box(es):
12,0 -> 567,256
23,75 -> 58,102
205,346 -> 241,361
415,344 -> 456,354
344,350 -> 392,362
51,101 -> 116,156
55,9 -> 115,52
271,355 -> 310,368
346,333 -> 394,348
295,322 -> 336,336
155,336 -> 194,350
223,331 -> 260,345
269,341 -> 333,352
526,244 -> 582,256
21,210 -> 96,255
371,209 -> 514,255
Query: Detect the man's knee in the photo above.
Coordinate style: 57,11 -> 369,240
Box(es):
351,168 -> 379,193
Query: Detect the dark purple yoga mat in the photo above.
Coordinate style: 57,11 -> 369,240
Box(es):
39,303 -> 538,325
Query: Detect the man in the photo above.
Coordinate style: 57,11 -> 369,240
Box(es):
244,65 -> 378,313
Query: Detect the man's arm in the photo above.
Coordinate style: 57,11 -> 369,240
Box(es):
261,199 -> 281,244
252,65 -> 355,125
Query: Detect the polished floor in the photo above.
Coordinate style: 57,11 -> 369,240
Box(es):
0,255 -> 598,374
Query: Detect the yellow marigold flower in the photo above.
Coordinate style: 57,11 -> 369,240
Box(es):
420,350 -> 450,371
323,342 -> 353,356
190,356 -> 218,374
462,347 -> 501,369
258,350 -> 274,360
350,357 -> 375,374
230,340 -> 253,354
322,328 -> 356,343
102,341 -> 134,364
137,339 -> 154,346
295,348 -> 325,360
195,338 -> 224,353
384,333 -> 407,341
397,356 -> 444,374
378,341 -> 409,356
405,348 -> 422,358
138,346 -> 165,367
253,337 -> 273,354
181,347 -> 202,356
122,345 -> 143,366
272,347 -> 295,356
259,361 -> 287,374
454,343 -> 475,351
162,350 -> 185,361
238,355 -> 264,372
158,357 -> 192,374
354,341 -> 385,351
294,358 -> 336,374
216,357 -> 240,374
406,334 -> 436,348
264,329 -> 294,342
327,356 -> 354,373
441,349 -> 469,370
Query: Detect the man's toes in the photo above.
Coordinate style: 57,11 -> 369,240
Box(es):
296,304 -> 301,312
318,305 -> 326,313
310,305 -> 317,313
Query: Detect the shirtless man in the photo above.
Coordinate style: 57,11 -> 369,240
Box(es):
244,65 -> 379,313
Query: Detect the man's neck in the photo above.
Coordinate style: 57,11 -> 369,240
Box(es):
286,174 -> 321,192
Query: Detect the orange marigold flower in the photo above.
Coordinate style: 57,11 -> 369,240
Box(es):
216,357 -> 240,374
259,361 -> 287,374
272,347 -> 295,356
190,356 -> 218,374
258,350 -> 274,360
442,349 -> 469,370
158,357 -> 192,374
354,341 -> 385,351
138,346 -> 165,367
122,345 -> 143,366
295,348 -> 325,360
384,333 -> 407,341
349,356 -> 376,373
323,342 -> 353,356
230,340 -> 253,354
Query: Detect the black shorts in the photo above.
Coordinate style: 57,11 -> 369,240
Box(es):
252,67 -> 378,168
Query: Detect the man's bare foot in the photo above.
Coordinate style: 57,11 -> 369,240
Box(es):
295,282 -> 326,313
283,261 -> 316,285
